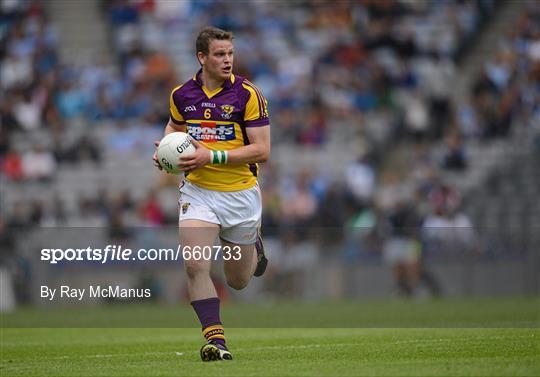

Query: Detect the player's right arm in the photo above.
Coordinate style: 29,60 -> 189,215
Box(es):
164,119 -> 186,135
152,86 -> 186,171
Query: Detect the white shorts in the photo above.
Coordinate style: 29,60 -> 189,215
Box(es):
178,180 -> 261,245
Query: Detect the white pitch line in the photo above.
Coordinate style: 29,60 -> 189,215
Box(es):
14,343 -> 360,362
393,334 -> 536,345
44,351 -> 171,360
6,334 -> 536,363
249,343 -> 358,351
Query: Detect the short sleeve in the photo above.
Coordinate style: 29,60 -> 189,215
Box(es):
242,81 -> 270,127
169,85 -> 185,125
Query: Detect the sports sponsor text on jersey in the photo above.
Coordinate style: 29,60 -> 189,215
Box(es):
187,121 -> 236,142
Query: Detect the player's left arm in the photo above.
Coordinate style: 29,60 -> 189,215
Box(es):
228,125 -> 270,163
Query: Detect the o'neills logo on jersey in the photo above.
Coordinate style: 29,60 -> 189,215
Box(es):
188,122 -> 235,142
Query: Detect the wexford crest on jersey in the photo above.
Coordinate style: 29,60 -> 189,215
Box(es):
220,104 -> 235,119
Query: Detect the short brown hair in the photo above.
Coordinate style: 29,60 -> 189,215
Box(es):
196,26 -> 234,55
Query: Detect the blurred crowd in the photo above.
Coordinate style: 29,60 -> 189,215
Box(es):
2,0 -> 540,298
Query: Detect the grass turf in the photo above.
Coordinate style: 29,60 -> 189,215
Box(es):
1,297 -> 539,376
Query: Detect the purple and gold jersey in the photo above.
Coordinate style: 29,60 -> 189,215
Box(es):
169,69 -> 269,192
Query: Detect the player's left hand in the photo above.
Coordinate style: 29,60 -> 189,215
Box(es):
178,139 -> 210,172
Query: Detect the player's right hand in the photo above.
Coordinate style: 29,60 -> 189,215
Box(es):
152,140 -> 163,171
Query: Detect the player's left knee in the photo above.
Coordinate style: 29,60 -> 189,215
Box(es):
226,275 -> 249,290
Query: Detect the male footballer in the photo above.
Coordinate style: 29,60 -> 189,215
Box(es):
152,26 -> 270,361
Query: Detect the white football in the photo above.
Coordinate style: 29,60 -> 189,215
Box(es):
157,132 -> 196,174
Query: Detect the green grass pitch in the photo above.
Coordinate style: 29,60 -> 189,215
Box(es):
1,297 -> 539,376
